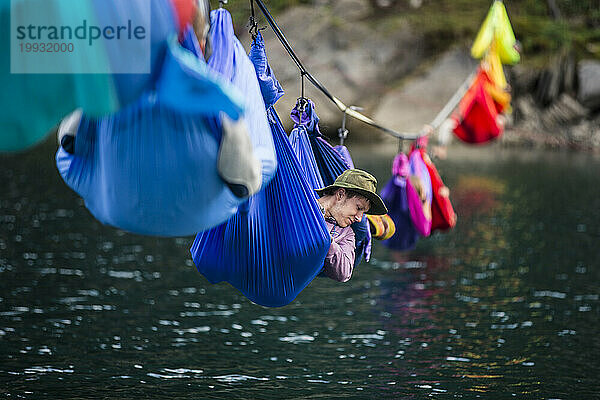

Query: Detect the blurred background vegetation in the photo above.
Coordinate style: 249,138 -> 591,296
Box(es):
213,0 -> 600,67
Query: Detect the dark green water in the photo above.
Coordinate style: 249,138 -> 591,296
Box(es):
1,140 -> 599,399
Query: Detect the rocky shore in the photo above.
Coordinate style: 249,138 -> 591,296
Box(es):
241,0 -> 600,152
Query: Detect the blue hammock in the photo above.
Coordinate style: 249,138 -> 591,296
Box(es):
207,8 -> 276,177
190,34 -> 330,308
381,154 -> 420,251
288,99 -> 325,193
381,176 -> 420,251
56,31 -> 274,236
1,0 -> 176,152
288,99 -> 371,266
248,31 -> 284,109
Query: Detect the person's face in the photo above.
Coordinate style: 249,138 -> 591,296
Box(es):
330,190 -> 370,228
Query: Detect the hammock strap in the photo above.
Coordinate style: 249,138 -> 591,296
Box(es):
429,70 -> 477,130
338,109 -> 348,146
248,0 -> 263,39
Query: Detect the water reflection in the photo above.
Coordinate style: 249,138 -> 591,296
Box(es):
1,142 -> 599,398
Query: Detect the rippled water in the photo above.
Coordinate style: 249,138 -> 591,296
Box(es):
1,140 -> 599,399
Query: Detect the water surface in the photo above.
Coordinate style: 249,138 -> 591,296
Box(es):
1,141 -> 599,399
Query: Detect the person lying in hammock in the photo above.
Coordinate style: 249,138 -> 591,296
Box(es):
315,169 -> 388,282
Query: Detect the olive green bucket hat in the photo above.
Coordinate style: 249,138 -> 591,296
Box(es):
315,169 -> 388,215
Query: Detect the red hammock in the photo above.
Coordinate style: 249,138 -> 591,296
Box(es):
453,70 -> 503,144
422,156 -> 456,232
411,138 -> 456,232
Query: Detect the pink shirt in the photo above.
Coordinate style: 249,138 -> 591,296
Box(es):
322,220 -> 356,282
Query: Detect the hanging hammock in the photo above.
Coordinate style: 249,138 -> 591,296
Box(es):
56,28 -> 275,236
452,71 -> 503,144
289,99 -> 326,192
381,153 -> 430,251
410,137 -> 456,232
288,98 -> 372,267
1,0 -> 177,152
471,0 -> 520,65
191,33 -> 332,306
191,106 -> 330,307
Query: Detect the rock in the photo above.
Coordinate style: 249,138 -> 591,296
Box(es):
535,63 -> 561,106
372,49 -> 477,136
562,52 -> 576,94
510,65 -> 539,98
515,95 -> 538,120
239,0 -> 426,136
577,60 -> 600,111
534,51 -> 576,106
591,126 -> 600,148
541,94 -> 588,128
332,0 -> 370,20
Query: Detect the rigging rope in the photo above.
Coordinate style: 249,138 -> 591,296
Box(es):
252,0 -> 428,140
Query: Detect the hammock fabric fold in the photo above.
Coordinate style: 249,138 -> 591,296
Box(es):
207,8 -> 277,178
248,31 -> 285,109
408,146 -> 433,204
90,0 -> 178,109
289,100 -> 325,192
478,62 -> 511,114
425,158 -> 457,232
483,44 -> 508,90
170,0 -> 197,32
56,33 -> 272,236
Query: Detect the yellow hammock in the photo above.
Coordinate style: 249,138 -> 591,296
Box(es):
471,0 -> 520,65
483,43 -> 508,89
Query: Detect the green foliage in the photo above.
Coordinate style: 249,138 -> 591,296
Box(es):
210,0 -> 312,34
384,0 -> 600,64
212,0 -> 599,62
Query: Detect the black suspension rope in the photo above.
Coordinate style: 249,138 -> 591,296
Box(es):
252,0 -> 423,140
